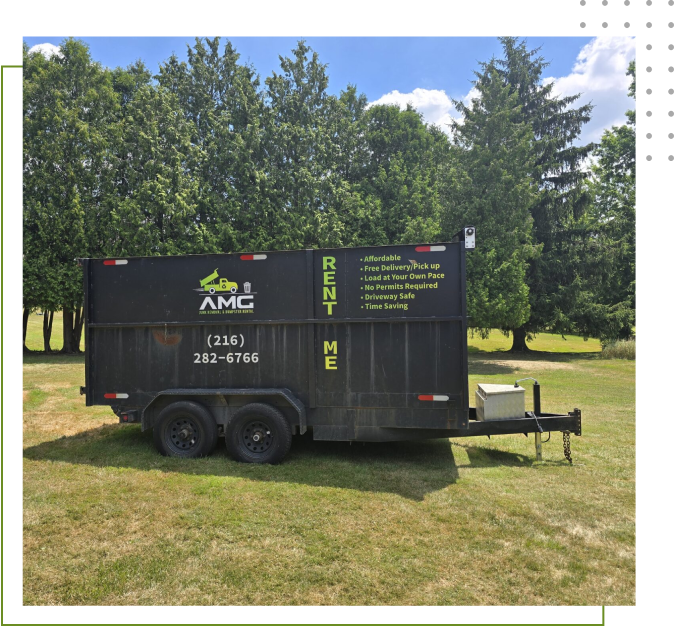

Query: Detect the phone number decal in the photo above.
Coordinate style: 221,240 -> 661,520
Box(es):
207,334 -> 244,348
194,352 -> 259,364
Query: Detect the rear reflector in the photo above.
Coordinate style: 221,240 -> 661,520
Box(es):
240,254 -> 267,261
414,245 -> 446,253
103,259 -> 128,265
104,393 -> 129,399
418,394 -> 450,402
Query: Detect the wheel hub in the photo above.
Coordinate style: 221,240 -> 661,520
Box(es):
169,417 -> 199,451
243,420 -> 273,453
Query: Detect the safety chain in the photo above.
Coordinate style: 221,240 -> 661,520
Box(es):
562,431 -> 572,465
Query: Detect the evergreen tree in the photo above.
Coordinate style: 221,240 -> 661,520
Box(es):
358,104 -> 446,244
23,39 -> 120,352
494,37 -> 595,350
103,84 -> 204,257
448,61 -> 536,332
578,61 -> 635,340
262,41 -> 375,249
157,38 -> 266,253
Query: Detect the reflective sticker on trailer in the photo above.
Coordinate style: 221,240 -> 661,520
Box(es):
240,254 -> 267,261
414,246 -> 446,252
104,393 -> 129,399
418,394 -> 450,401
103,259 -> 128,265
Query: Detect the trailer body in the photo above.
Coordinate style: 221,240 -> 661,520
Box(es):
82,230 -> 580,462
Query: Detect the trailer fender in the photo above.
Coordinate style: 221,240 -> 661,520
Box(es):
141,388 -> 306,435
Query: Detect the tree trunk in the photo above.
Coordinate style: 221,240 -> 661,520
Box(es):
510,327 -> 531,352
62,307 -> 75,354
23,308 -> 30,352
43,310 -> 54,352
72,307 -> 84,353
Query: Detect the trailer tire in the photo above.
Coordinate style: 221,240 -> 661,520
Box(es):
225,403 -> 292,464
153,401 -> 218,458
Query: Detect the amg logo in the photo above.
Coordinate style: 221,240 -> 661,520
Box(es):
200,295 -> 254,310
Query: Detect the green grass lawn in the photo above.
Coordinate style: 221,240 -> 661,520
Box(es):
23,327 -> 633,606
24,311 -> 85,352
468,330 -> 601,353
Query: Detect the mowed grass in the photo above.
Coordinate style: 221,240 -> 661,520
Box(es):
23,328 -> 634,606
468,330 -> 601,353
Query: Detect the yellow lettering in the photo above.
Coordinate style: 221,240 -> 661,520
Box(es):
325,355 -> 337,370
323,257 -> 337,316
324,341 -> 337,355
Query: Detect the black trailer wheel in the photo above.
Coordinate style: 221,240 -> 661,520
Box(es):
153,401 -> 218,458
225,403 -> 292,464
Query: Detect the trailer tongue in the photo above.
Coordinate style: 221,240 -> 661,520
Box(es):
80,227 -> 580,464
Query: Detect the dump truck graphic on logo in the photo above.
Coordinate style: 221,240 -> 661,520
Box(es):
200,269 -> 238,294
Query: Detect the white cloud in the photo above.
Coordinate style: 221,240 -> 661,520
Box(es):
367,88 -> 466,134
369,37 -> 634,144
28,43 -> 62,59
544,36 -> 635,144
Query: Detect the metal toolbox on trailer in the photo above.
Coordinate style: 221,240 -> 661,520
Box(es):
475,384 -> 525,421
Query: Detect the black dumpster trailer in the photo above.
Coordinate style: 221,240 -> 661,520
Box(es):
80,228 -> 580,464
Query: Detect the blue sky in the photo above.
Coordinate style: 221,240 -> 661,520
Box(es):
23,36 -> 590,100
24,36 -> 636,144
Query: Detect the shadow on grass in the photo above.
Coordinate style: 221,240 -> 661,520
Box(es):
468,359 -> 519,376
468,348 -> 600,361
24,424 -> 467,501
450,441 -> 570,468
468,351 -> 600,376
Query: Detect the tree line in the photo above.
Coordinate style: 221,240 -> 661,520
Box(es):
23,37 -> 635,353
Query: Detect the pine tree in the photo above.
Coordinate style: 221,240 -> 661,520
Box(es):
579,61 -> 635,341
494,38 -> 595,350
448,61 -> 536,332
